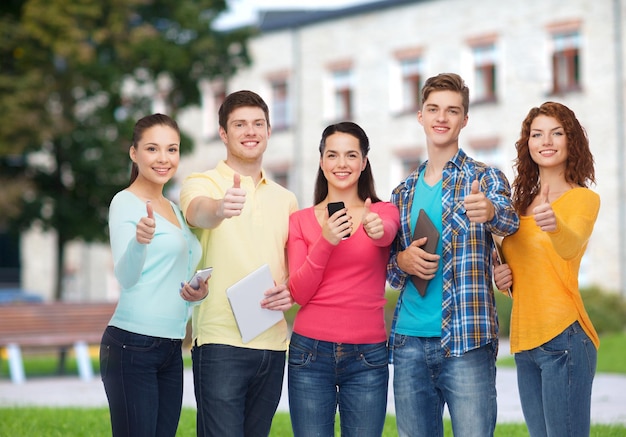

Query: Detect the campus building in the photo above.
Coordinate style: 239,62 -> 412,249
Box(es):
178,0 -> 626,293
10,0 -> 626,300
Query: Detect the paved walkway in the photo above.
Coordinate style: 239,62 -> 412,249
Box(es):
2,343 -> 626,425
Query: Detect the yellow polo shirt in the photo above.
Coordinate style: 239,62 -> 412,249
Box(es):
180,161 -> 298,351
502,188 -> 600,353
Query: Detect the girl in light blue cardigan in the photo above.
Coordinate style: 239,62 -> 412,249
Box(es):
100,114 -> 208,437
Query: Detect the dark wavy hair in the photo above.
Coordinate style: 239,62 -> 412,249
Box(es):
129,113 -> 180,185
313,121 -> 381,205
512,101 -> 595,213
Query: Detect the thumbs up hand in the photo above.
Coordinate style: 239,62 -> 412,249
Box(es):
220,173 -> 246,219
532,185 -> 556,232
463,178 -> 495,223
362,198 -> 384,240
136,201 -> 156,244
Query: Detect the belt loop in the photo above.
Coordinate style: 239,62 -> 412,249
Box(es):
311,338 -> 319,360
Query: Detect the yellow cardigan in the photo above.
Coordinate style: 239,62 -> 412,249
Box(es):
502,188 -> 600,353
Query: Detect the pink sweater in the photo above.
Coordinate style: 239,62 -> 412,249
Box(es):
287,202 -> 400,344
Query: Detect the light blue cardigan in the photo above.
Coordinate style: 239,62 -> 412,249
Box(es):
107,190 -> 202,339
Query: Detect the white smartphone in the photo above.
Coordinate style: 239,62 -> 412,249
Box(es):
188,267 -> 213,290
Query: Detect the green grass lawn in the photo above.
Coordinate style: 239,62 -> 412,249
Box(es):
2,332 -> 625,436
1,408 -> 625,437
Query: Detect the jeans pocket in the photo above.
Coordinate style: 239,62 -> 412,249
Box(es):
105,326 -> 160,352
122,338 -> 159,352
360,343 -> 388,368
393,333 -> 407,349
538,327 -> 569,356
288,343 -> 313,369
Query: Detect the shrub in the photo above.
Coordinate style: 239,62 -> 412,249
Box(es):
495,291 -> 513,337
495,285 -> 626,338
288,285 -> 626,339
581,286 -> 626,335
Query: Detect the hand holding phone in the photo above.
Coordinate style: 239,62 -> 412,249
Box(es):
493,237 -> 512,298
327,201 -> 350,239
189,267 -> 213,290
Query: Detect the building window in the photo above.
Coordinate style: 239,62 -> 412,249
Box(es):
213,88 -> 226,120
207,86 -> 226,138
400,58 -> 423,112
268,166 -> 289,189
394,148 -> 424,178
472,44 -> 497,103
551,31 -> 581,94
270,79 -> 290,131
332,69 -> 353,121
401,156 -> 421,177
199,79 -> 225,139
469,137 -> 506,170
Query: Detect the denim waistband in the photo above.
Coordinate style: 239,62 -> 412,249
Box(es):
107,325 -> 183,343
290,332 -> 387,357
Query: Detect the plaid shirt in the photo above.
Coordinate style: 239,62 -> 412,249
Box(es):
387,149 -> 519,359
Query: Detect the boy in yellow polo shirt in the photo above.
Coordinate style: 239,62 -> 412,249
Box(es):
180,90 -> 298,437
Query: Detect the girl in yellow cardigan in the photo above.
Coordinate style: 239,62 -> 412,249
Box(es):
494,101 -> 599,437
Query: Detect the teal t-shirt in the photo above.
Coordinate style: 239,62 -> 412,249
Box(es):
396,170 -> 443,337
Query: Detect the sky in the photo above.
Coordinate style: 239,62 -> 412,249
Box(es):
216,0 -> 377,29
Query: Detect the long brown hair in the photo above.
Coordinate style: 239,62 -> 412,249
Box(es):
129,114 -> 180,185
313,121 -> 381,204
512,101 -> 595,213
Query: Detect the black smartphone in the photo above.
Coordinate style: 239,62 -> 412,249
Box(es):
327,201 -> 350,238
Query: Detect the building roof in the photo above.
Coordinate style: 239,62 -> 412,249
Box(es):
258,0 -> 427,32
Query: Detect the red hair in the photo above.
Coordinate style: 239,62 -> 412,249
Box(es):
512,102 -> 595,213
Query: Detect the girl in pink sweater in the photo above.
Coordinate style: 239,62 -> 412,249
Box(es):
286,122 -> 399,436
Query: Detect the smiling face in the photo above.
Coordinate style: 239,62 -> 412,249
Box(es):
528,114 -> 568,172
130,124 -> 180,186
418,89 -> 468,151
220,106 -> 270,170
319,132 -> 367,193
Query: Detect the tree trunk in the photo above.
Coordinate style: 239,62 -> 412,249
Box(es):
54,233 -> 65,301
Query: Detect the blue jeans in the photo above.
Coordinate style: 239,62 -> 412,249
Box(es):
192,343 -> 285,437
100,326 -> 184,437
392,335 -> 497,437
515,321 -> 597,437
288,332 -> 389,437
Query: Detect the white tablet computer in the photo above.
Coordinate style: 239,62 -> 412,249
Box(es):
226,264 -> 285,343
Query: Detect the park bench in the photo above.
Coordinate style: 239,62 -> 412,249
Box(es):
0,301 -> 116,384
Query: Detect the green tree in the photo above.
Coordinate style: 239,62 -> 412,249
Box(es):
0,0 -> 252,299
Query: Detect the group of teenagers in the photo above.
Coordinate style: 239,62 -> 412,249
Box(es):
100,72 -> 600,437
